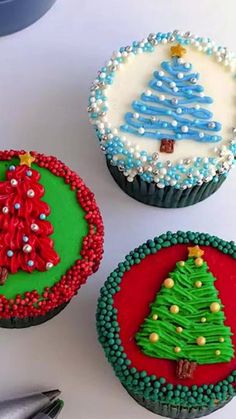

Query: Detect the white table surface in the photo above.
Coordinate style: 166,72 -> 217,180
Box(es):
0,0 -> 235,418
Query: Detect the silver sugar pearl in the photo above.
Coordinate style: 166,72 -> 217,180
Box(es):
23,244 -> 32,254
98,82 -> 106,89
46,262 -> 54,270
10,179 -> 18,187
208,122 -> 216,129
148,33 -> 156,40
173,30 -> 180,36
166,160 -> 172,167
190,78 -> 197,84
148,38 -> 157,46
2,206 -> 9,214
137,167 -> 144,174
27,189 -> 35,198
184,158 -> 191,165
152,152 -> 159,161
118,165 -> 125,172
31,223 -> 39,232
232,127 -> 236,133
151,116 -> 157,122
171,98 -> 178,105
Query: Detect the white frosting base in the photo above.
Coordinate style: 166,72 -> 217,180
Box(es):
106,44 -> 235,163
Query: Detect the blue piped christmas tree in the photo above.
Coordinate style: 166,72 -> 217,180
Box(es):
120,44 -> 222,153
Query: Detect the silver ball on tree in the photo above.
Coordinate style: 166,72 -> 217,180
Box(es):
10,179 -> 18,187
27,189 -> 35,198
31,223 -> 39,232
23,244 -> 32,253
46,262 -> 54,270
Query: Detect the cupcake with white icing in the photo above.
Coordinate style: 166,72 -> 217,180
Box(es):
88,30 -> 236,208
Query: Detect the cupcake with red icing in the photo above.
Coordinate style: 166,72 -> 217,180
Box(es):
0,150 -> 103,328
97,231 -> 236,418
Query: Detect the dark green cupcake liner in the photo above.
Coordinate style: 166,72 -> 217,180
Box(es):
107,160 -> 226,208
0,301 -> 69,329
128,389 -> 232,418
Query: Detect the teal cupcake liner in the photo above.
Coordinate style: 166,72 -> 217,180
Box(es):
0,301 -> 69,329
128,390 -> 232,418
97,231 -> 236,418
107,160 -> 226,208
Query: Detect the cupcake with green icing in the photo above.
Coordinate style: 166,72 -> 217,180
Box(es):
97,231 -> 236,418
0,150 -> 103,328
89,30 -> 236,208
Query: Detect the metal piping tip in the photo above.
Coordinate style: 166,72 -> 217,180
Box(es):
42,390 -> 61,401
40,399 -> 64,418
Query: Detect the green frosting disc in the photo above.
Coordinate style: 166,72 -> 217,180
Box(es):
0,159 -> 88,299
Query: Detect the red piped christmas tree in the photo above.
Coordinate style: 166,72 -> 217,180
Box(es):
0,152 -> 60,284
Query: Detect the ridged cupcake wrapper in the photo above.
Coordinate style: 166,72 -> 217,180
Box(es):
0,301 -> 69,329
107,161 -> 226,208
127,390 -> 232,419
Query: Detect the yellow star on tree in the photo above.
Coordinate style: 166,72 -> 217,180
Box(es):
19,152 -> 35,167
170,44 -> 187,58
188,246 -> 204,258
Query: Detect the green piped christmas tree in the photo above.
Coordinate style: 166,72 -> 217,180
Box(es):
136,246 -> 234,379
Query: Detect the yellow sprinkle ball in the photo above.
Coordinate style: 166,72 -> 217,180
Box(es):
210,302 -> 220,313
196,336 -> 206,346
149,333 -> 159,343
152,314 -> 158,321
170,305 -> 179,314
195,281 -> 202,288
174,346 -> 181,353
164,278 -> 174,289
176,326 -> 183,333
195,258 -> 204,267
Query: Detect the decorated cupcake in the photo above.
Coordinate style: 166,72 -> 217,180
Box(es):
97,231 -> 236,418
89,31 -> 236,208
0,150 -> 103,328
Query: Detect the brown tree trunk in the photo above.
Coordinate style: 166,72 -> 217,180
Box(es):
160,139 -> 175,153
176,359 -> 197,379
0,267 -> 8,285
